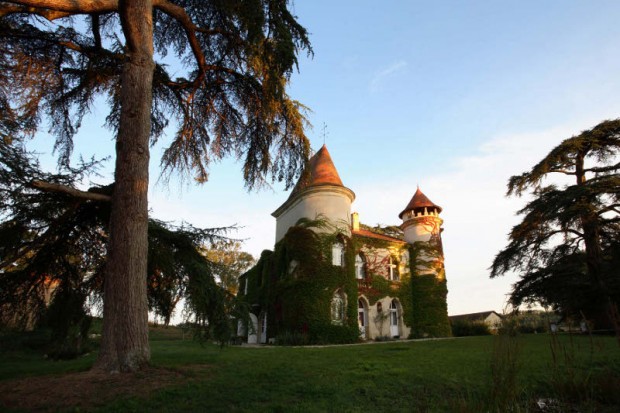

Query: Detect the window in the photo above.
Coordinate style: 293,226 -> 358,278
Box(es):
331,290 -> 345,325
332,242 -> 345,267
388,256 -> 399,281
288,260 -> 299,276
244,277 -> 248,295
390,300 -> 399,337
355,254 -> 365,279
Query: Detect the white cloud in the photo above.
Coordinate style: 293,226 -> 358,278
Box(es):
369,60 -> 408,92
352,121 -> 597,315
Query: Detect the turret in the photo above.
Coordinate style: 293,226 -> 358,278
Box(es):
399,187 -> 444,276
272,145 -> 355,242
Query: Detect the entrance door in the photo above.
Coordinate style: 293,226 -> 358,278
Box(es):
248,313 -> 258,344
358,299 -> 367,339
389,300 -> 399,338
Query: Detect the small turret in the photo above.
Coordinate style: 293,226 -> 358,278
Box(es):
399,187 -> 443,246
400,187 -> 445,280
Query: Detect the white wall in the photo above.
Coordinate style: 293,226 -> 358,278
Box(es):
274,186 -> 354,242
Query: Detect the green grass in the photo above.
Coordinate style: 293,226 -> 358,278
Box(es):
2,330 -> 620,412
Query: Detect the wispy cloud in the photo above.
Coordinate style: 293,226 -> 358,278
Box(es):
351,120 -> 598,315
369,60 -> 408,92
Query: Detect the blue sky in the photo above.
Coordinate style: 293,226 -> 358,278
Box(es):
31,1 -> 620,317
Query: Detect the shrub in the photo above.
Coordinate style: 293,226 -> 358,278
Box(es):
451,320 -> 491,337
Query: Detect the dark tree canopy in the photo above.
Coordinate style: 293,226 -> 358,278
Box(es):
0,0 -> 312,186
0,0 -> 313,371
491,119 -> 620,321
0,141 -> 237,350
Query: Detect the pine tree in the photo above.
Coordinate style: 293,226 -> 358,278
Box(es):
0,0 -> 311,371
0,141 -> 235,355
491,119 -> 620,330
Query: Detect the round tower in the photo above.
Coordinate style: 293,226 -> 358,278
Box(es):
399,187 -> 443,245
399,188 -> 444,275
272,145 -> 355,242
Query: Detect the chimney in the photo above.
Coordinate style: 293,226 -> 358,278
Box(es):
351,212 -> 360,231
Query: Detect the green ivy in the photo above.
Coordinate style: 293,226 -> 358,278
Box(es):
238,224 -> 358,344
238,223 -> 451,344
408,242 -> 452,338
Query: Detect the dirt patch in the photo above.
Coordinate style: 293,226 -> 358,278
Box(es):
0,366 -> 199,412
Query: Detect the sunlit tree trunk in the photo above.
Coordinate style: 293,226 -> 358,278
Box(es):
94,0 -> 154,372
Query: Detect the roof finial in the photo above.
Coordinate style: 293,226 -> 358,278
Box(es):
321,122 -> 328,146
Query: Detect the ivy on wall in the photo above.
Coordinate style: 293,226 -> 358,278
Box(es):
408,242 -> 452,338
238,221 -> 451,344
350,235 -> 414,333
239,221 -> 358,344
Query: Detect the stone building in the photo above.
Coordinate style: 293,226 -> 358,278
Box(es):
237,145 -> 450,344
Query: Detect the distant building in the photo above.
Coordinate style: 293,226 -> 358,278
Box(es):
449,311 -> 503,332
237,145 -> 451,344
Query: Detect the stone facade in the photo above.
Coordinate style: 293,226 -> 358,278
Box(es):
238,145 -> 450,343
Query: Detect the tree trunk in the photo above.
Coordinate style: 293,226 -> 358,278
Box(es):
576,151 -> 619,342
94,0 -> 154,373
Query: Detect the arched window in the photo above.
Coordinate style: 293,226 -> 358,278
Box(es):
332,242 -> 345,267
331,290 -> 345,325
358,299 -> 368,339
390,299 -> 400,337
388,256 -> 399,281
288,260 -> 299,276
355,254 -> 365,279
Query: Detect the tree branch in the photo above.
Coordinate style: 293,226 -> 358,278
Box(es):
3,0 -> 118,15
585,161 -> 620,174
548,169 -> 575,175
30,180 -> 112,202
153,0 -> 208,86
0,3 -> 71,20
597,204 -> 620,215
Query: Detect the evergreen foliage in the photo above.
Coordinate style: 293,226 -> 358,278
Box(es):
0,1 -> 312,187
450,320 -> 491,337
491,119 -> 620,322
0,141 -> 239,352
0,0 -> 312,371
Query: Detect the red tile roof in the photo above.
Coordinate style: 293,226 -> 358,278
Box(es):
352,229 -> 405,243
289,145 -> 344,197
399,187 -> 442,218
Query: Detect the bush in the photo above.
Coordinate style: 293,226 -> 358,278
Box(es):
308,324 -> 360,345
451,320 -> 491,337
275,330 -> 310,346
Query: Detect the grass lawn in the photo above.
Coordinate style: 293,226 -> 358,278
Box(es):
1,328 -> 619,412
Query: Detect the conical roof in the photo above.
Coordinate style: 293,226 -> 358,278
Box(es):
288,145 -> 345,197
398,187 -> 442,219
272,145 -> 354,218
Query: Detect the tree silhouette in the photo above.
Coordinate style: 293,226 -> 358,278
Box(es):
491,119 -> 620,331
0,0 -> 311,371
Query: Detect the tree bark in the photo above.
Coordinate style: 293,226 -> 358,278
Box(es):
93,0 -> 154,373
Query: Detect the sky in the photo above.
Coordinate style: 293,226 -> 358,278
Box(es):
30,1 -> 620,317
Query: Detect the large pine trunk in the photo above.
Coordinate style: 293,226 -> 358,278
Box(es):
94,0 -> 154,373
